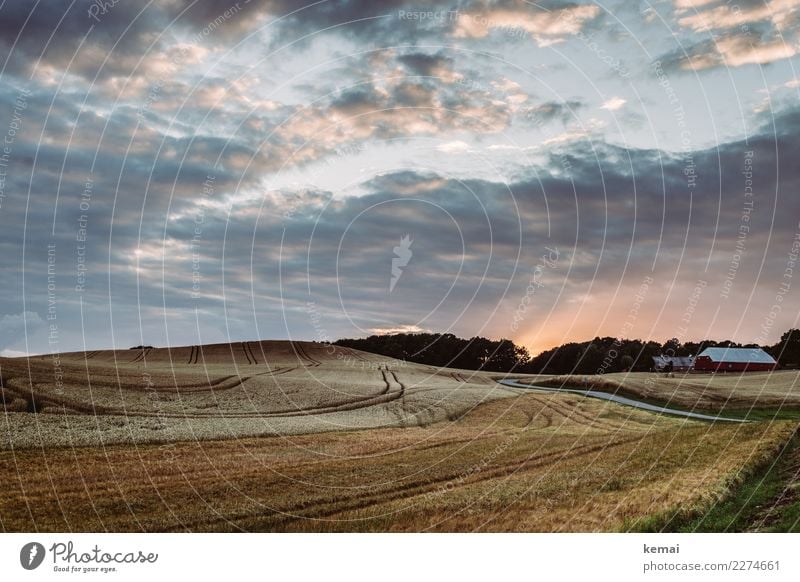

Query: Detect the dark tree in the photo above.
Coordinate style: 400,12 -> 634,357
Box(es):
770,329 -> 800,367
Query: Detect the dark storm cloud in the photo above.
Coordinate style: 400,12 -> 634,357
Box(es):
268,105 -> 799,338
171,0 -> 604,48
1,0 -> 797,354
397,52 -> 456,77
0,2 -> 168,79
139,103 -> 796,343
0,0 -> 441,90
167,0 -> 451,46
520,100 -> 583,125
4,77 -> 799,354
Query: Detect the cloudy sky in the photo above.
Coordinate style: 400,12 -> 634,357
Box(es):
0,0 -> 799,356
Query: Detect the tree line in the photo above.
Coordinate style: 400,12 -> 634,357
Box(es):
334,328 -> 800,374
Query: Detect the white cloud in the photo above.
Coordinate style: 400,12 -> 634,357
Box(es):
600,97 -> 627,111
368,325 -> 426,335
0,349 -> 30,358
452,4 -> 601,47
436,140 -> 472,154
487,144 -> 523,151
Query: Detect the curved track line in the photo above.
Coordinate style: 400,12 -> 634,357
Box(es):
497,379 -> 749,423
246,342 -> 258,365
130,347 -> 152,363
292,342 -> 321,367
345,347 -> 369,362
241,343 -> 253,365
167,434 -> 644,532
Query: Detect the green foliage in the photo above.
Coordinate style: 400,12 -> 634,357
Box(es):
768,328 -> 800,367
676,435 -> 800,532
620,355 -> 634,371
334,333 -> 530,372
335,328 -> 799,375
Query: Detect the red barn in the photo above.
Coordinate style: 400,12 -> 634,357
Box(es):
693,347 -> 777,372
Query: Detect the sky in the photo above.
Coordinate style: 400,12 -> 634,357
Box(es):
0,0 -> 799,357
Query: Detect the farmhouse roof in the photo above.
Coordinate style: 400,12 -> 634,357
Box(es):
697,347 -> 776,364
652,355 -> 694,367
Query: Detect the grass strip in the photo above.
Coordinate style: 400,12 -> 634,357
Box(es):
627,427 -> 800,532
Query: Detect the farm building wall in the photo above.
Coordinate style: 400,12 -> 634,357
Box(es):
693,356 -> 776,372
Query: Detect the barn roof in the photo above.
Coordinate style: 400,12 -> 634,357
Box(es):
652,355 -> 695,367
697,347 -> 776,364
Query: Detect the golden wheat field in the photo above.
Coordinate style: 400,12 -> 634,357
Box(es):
0,342 -> 523,448
0,342 -> 797,532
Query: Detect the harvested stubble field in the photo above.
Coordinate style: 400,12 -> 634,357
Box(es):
0,342 -> 797,532
0,341 -> 519,447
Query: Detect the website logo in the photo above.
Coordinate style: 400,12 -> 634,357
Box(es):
390,234 -> 413,293
20,542 -> 46,570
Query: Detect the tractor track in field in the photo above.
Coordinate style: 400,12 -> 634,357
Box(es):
0,365 -> 404,419
450,372 -> 473,383
246,342 -> 259,365
130,347 -> 152,363
187,345 -> 202,365
168,433 -> 646,532
241,343 -> 253,365
161,369 -> 406,419
1,373 -> 253,415
239,341 -> 259,365
380,369 -> 391,394
524,394 -> 636,432
293,342 -> 321,367
344,347 -> 369,363
498,379 -> 749,424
